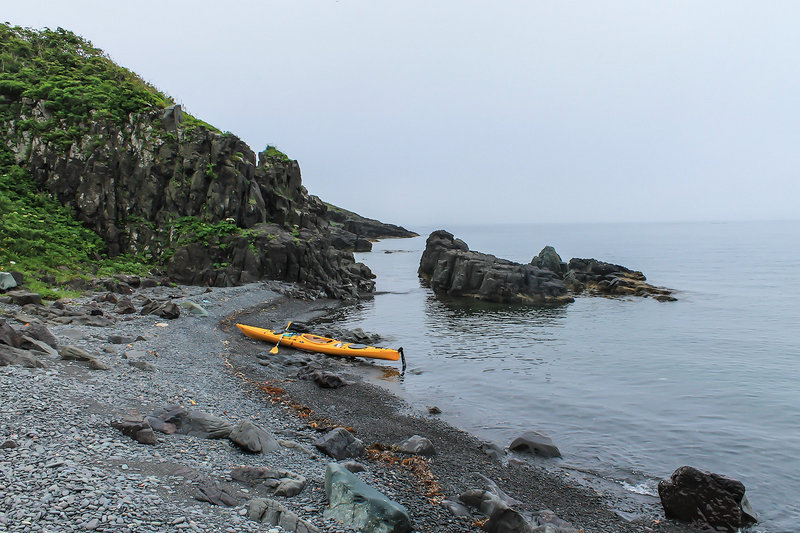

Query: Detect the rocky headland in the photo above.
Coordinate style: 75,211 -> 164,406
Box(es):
419,230 -> 676,305
0,24 -> 412,301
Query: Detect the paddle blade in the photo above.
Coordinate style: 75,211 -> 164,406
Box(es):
269,345 -> 279,354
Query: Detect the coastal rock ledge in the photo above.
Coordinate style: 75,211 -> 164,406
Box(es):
418,230 -> 574,305
418,230 -> 676,304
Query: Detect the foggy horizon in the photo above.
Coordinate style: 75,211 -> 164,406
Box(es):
4,1 -> 799,227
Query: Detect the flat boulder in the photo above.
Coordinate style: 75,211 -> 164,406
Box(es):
509,431 -> 562,458
0,344 -> 46,368
314,427 -> 365,460
658,466 -> 757,531
179,410 -> 233,439
324,462 -> 412,533
231,466 -> 306,497
297,367 -> 347,388
5,290 -> 42,306
22,323 -> 57,349
228,420 -> 279,454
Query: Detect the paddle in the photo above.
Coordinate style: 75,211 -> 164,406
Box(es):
270,321 -> 292,354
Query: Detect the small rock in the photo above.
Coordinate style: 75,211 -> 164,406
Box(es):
313,427 -> 365,460
396,435 -> 435,456
508,431 -> 561,458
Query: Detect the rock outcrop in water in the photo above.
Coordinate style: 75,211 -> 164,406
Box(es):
419,230 -> 676,304
658,466 -> 757,531
417,231 -> 574,305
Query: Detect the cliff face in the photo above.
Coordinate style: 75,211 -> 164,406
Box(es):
3,100 -> 374,297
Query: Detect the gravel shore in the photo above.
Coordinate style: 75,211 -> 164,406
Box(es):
0,282 -> 696,532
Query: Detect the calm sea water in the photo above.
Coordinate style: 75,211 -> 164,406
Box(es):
331,221 -> 800,532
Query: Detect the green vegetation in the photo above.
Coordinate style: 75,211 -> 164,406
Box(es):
0,24 -> 173,148
170,216 -> 240,247
0,146 -> 151,298
263,144 -> 290,162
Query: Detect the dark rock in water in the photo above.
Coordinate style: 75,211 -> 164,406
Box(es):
658,465 -> 757,531
110,412 -> 157,445
324,462 -> 412,533
314,427 -> 365,460
509,431 -> 562,458
427,406 -> 442,415
228,420 -> 280,454
231,466 -> 306,497
248,498 -> 321,532
531,246 -> 568,277
0,344 -> 46,368
567,257 -> 675,300
395,435 -> 436,456
0,319 -> 22,348
178,410 -> 233,439
5,290 -> 42,306
297,367 -> 347,389
418,230 -> 573,305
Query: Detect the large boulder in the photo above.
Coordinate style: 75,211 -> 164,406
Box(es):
658,466 -> 757,531
314,427 -> 365,460
508,431 -> 562,458
0,272 -> 18,291
227,420 -> 280,454
0,319 -> 21,348
418,231 -> 573,305
177,410 -> 234,439
0,344 -> 46,368
324,462 -> 412,533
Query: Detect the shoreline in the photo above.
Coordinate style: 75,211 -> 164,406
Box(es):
0,281 -> 695,532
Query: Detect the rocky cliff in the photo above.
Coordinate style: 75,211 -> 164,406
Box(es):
0,25 -> 414,299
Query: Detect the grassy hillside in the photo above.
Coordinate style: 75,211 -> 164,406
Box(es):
0,24 -> 230,297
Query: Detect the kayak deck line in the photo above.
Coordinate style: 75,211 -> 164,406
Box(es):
236,323 -> 406,370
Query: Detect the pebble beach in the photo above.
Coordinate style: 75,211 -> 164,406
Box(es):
0,281 -> 696,532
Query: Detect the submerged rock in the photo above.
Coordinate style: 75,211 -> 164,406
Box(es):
324,462 -> 412,533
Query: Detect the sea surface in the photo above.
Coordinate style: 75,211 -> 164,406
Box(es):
331,221 -> 800,532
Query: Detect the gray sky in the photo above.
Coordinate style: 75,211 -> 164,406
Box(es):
4,1 -> 799,226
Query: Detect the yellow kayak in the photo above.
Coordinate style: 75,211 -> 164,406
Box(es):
236,323 -> 404,363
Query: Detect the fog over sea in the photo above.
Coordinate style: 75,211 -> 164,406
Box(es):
330,220 -> 800,532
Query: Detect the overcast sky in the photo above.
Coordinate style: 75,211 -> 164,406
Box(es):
4,1 -> 799,227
